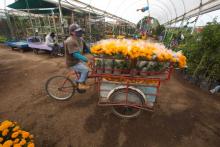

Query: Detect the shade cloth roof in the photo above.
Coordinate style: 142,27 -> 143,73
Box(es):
7,0 -> 70,14
7,0 -> 97,16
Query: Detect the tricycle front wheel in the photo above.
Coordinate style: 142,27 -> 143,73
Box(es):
45,76 -> 76,100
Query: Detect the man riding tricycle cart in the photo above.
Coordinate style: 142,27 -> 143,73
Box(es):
45,28 -> 186,118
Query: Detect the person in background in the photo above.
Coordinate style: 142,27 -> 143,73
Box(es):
64,23 -> 90,90
45,32 -> 56,47
45,32 -> 59,55
210,85 -> 220,94
210,79 -> 220,94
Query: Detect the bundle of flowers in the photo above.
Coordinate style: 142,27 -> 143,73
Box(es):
91,39 -> 186,68
0,120 -> 34,147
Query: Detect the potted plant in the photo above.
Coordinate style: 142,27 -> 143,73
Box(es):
95,58 -> 103,74
103,57 -> 114,74
113,59 -> 123,75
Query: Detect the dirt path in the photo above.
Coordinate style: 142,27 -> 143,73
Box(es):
0,47 -> 220,147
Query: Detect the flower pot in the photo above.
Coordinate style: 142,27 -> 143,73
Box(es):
140,67 -> 148,77
113,59 -> 123,75
95,58 -> 104,74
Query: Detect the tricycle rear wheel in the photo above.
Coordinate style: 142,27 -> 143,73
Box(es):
109,88 -> 144,118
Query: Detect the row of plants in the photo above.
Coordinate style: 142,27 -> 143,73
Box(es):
94,57 -> 169,76
175,19 -> 220,89
0,36 -> 8,43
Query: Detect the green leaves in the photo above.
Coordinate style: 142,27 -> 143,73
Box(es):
180,20 -> 220,81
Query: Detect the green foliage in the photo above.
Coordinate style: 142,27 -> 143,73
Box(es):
155,25 -> 165,36
0,36 -> 8,43
180,20 -> 220,81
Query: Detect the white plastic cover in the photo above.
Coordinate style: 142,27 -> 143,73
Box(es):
65,0 -> 220,24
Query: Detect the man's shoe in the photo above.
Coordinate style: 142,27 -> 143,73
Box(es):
78,83 -> 89,90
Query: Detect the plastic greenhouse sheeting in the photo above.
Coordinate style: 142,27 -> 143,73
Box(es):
61,0 -> 220,24
7,0 -> 220,24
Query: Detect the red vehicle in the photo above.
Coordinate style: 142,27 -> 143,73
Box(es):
45,56 -> 174,118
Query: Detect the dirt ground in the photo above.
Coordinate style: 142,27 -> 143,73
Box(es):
0,46 -> 220,147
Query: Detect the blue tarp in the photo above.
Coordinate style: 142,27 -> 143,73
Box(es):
5,41 -> 29,48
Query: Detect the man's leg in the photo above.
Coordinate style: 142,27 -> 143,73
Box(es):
72,62 -> 89,89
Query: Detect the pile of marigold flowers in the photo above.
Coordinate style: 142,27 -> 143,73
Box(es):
91,39 -> 187,68
0,120 -> 34,147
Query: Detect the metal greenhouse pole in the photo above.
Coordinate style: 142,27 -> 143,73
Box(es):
58,0 -> 64,34
51,10 -> 58,37
25,0 -> 34,34
88,7 -> 92,42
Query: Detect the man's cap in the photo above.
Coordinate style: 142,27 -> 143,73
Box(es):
69,23 -> 82,32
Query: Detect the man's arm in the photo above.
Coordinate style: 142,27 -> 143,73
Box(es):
67,40 -> 88,62
72,51 -> 88,62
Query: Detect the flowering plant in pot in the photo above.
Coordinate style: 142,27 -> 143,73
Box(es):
0,120 -> 34,147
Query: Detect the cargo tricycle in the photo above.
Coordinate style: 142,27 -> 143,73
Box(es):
45,56 -> 174,118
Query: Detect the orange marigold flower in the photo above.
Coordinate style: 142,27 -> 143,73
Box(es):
19,139 -> 26,146
13,144 -> 21,147
2,140 -> 13,147
27,143 -> 35,147
2,129 -> 9,136
11,132 -> 19,138
13,126 -> 20,132
22,131 -> 30,139
14,139 -> 20,144
0,138 -> 3,143
0,120 -> 13,131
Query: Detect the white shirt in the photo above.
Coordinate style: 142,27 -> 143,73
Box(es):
45,34 -> 55,47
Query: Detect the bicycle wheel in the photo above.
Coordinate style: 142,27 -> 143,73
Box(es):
45,76 -> 75,100
109,88 -> 144,118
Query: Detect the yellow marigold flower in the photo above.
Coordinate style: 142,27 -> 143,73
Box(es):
0,138 -> 3,143
19,139 -> 26,146
13,126 -> 20,132
0,144 -> 2,147
2,129 -> 9,136
14,139 -> 20,144
27,143 -> 35,147
4,121 -> 13,127
11,132 -> 19,138
22,131 -> 30,139
2,140 -> 13,147
17,130 -> 22,134
13,144 -> 21,147
0,120 -> 13,131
